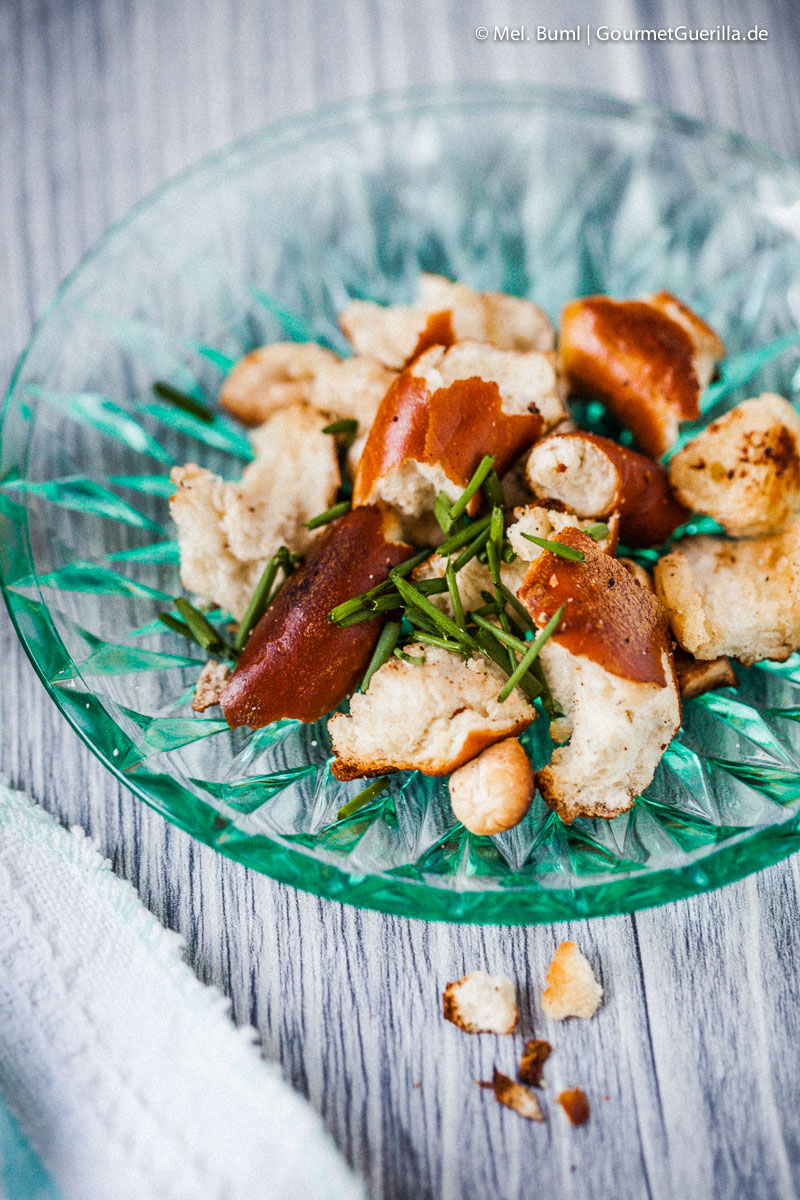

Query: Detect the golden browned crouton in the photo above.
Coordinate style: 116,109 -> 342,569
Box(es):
219,342 -> 339,425
191,660 -> 232,712
668,394 -> 800,537
558,1088 -> 591,1126
448,738 -> 535,835
489,1071 -> 545,1122
654,521 -> 800,665
518,1039 -> 552,1088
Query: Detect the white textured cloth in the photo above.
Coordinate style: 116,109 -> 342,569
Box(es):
0,784 -> 365,1200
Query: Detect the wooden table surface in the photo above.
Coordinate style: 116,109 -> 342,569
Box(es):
3,2 -> 800,1197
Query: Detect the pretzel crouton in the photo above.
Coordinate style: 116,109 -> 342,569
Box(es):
327,643 -> 535,780
668,394 -> 800,537
219,342 -> 339,425
443,971 -> 518,1034
654,521 -> 800,665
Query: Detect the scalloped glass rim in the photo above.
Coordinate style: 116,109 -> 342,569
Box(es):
4,82 -> 800,924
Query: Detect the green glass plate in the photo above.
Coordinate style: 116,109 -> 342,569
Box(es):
4,84 -> 800,924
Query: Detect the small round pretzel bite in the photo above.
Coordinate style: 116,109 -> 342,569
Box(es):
448,737 -> 535,836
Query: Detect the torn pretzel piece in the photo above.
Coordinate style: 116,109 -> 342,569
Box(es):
558,1088 -> 591,1126
559,291 -> 724,458
541,941 -> 603,1021
525,431 -> 688,547
220,507 -> 413,729
353,341 -> 562,527
169,403 -> 340,621
192,660 -> 232,712
443,971 -> 518,1034
519,528 -> 681,823
489,1070 -> 545,1122
308,355 -> 398,430
654,519 -> 800,665
339,273 -> 554,369
668,393 -> 800,538
518,1039 -> 552,1088
327,643 -> 535,780
219,342 -> 340,426
674,651 -> 738,701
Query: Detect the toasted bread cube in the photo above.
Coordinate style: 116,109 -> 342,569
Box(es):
668,394 -> 800,537
192,660 -> 231,712
448,738 -> 535,835
309,355 -> 397,429
654,521 -> 800,665
327,643 -> 535,780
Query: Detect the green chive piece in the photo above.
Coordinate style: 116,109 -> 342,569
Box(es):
336,609 -> 386,628
304,500 -> 351,530
483,467 -> 505,511
337,776 -> 391,821
471,612 -> 528,655
473,630 -> 541,702
389,548 -> 435,581
415,632 -> 470,655
490,506 -> 504,555
584,523 -> 609,541
157,612 -> 203,648
174,598 -> 225,653
496,581 -> 535,630
445,560 -> 466,629
322,418 -> 359,437
520,533 -> 586,562
329,596 -> 368,624
152,381 -> 213,423
448,455 -> 495,524
393,576 -> 476,649
360,621 -> 401,692
233,558 -> 280,651
452,522 -> 492,573
393,647 -> 426,665
434,491 -> 455,534
501,541 -> 517,564
437,513 -> 492,557
498,604 -> 566,703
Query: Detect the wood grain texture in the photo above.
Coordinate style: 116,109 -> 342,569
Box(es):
2,1 -> 800,1196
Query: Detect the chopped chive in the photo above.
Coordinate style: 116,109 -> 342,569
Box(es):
498,604 -> 566,703
470,601 -> 501,619
329,596 -> 369,624
322,418 -> 359,437
369,593 -> 406,614
483,467 -> 505,511
389,548 -> 435,581
413,577 -> 450,597
490,506 -> 504,556
520,533 -> 586,562
337,776 -> 391,821
152,381 -> 213,422
393,647 -> 426,665
445,560 -> 466,629
438,513 -> 492,557
434,490 -> 454,534
471,612 -> 528,655
415,632 -> 470,655
448,455 -> 495,524
584,522 -> 609,541
452,522 -> 492,573
402,604 -> 446,638
393,576 -> 477,649
233,558 -> 281,651
485,538 -> 514,669
304,500 -> 351,530
360,621 -> 401,692
473,630 -> 541,702
174,597 -> 226,653
157,612 -> 203,648
336,608 -> 386,628
496,581 -> 535,630
501,541 -> 517,564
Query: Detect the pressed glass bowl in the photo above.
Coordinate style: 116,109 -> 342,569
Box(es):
5,84 -> 800,924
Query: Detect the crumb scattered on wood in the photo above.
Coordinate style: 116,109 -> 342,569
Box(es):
541,941 -> 603,1021
518,1038 -> 552,1087
487,1070 -> 545,1122
558,1088 -> 591,1126
442,971 -> 518,1034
